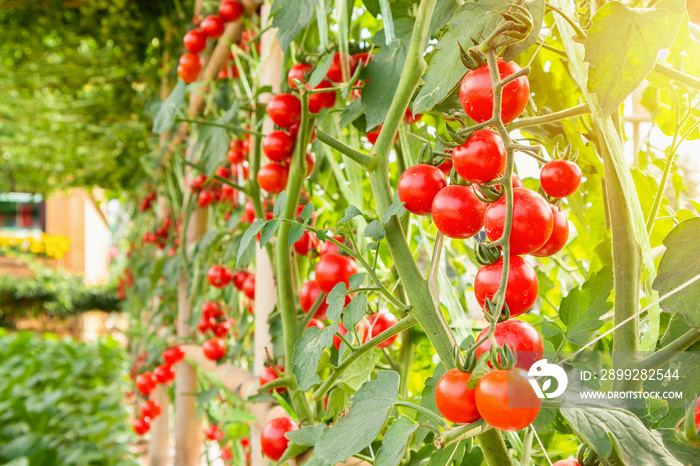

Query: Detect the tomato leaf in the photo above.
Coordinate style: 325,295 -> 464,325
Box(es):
561,407 -> 683,466
412,0 -> 507,114
153,79 -> 185,134
375,417 -> 419,466
339,99 -> 365,129
652,218 -> 700,327
341,349 -> 380,391
315,371 -> 400,464
292,323 -> 338,391
258,218 -> 280,249
338,205 -> 363,224
584,0 -> 685,117
559,266 -> 614,345
325,283 -> 348,323
271,0 -> 319,52
236,219 -> 264,265
364,220 -> 386,241
308,52 -> 334,89
301,202 -> 314,222
382,200 -> 406,225
278,424 -> 327,463
288,223 -> 306,247
273,191 -> 287,216
196,121 -> 230,176
349,273 -> 366,290
502,0 -> 544,62
344,293 -> 367,328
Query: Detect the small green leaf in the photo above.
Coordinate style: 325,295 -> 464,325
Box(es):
288,223 -> 306,247
560,267 -> 614,345
278,424 -> 327,463
309,53 -> 334,88
364,220 -> 386,241
274,191 -> 287,216
341,350 -> 380,391
196,122 -> 230,176
292,323 -> 338,391
259,218 -> 281,249
466,356 -> 491,390
338,205 -> 363,224
382,200 -> 406,225
301,202 -> 314,222
237,219 -> 264,265
326,283 -> 348,322
339,99 -> 366,129
153,80 -> 186,134
271,0 -> 320,52
375,417 -> 420,466
194,388 -> 219,406
343,293 -> 367,328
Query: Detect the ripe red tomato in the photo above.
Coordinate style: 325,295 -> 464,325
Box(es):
694,397 -> 700,430
267,94 -> 302,128
307,318 -> 326,330
475,368 -> 541,431
483,187 -> 553,255
197,190 -> 215,208
135,372 -> 158,396
474,255 -> 538,317
183,29 -> 207,54
189,174 -> 207,192
435,369 -> 481,424
315,252 -> 357,292
215,165 -> 231,180
140,400 -> 162,420
163,346 -> 185,365
228,146 -> 245,164
198,316 -> 216,334
333,320 -> 369,350
293,231 -> 318,256
257,163 -> 289,194
453,129 -> 506,184
431,185 -> 487,239
459,58 -> 530,124
262,131 -> 295,162
232,271 -> 250,290
244,199 -> 274,223
220,445 -> 232,461
300,280 -> 328,319
366,124 -> 399,145
353,52 -> 373,67
154,364 -> 176,384
242,275 -> 255,300
404,108 -> 423,124
260,366 -> 286,394
205,424 -> 224,441
288,63 -> 313,87
531,205 -> 569,257
397,164 -> 448,216
308,80 -> 337,113
202,338 -> 227,361
438,157 -> 453,176
202,301 -> 224,319
305,152 -> 315,177
219,0 -> 243,22
540,160 -> 582,198
326,52 -> 358,83
178,53 -> 202,83
475,319 -> 543,371
260,417 -> 299,461
552,461 -> 582,466
214,320 -> 234,338
366,312 -> 399,348
200,15 -> 225,37
319,236 -> 344,256
208,265 -> 232,288
133,417 -> 151,435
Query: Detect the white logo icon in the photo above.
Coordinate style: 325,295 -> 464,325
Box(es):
527,359 -> 568,399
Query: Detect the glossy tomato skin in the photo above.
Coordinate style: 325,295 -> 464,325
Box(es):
475,368 -> 541,431
135,372 -> 158,396
262,130 -> 295,162
474,256 -> 538,317
219,0 -> 243,22
459,58 -> 529,124
202,338 -> 227,361
133,417 -> 151,435
431,185 -> 487,239
178,53 -> 202,83
267,94 -> 301,128
326,52 -> 357,82
308,80 -> 336,113
259,366 -> 286,394
453,130 -> 506,184
154,364 -> 176,384
299,280 -> 329,319
288,63 -> 313,87
232,271 -> 250,290
208,265 -> 232,288
404,108 -> 423,124
140,400 -> 162,419
260,417 -> 299,461
183,29 -> 207,53
483,188 -> 553,255
531,205 -> 569,257
366,312 -> 399,348
293,231 -> 317,256
435,369 -> 481,424
257,163 -> 289,194
540,160 -> 582,198
205,424 -> 224,441
314,252 -> 357,292
319,236 -> 344,256
398,164 -> 447,216
200,15 -> 225,37
162,346 -> 185,365
202,301 -> 223,319
307,318 -> 326,330
242,275 -> 256,300
438,157 -> 453,176
475,319 -> 543,371
213,320 -> 234,338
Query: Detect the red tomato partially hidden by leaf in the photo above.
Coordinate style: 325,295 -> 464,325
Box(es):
299,280 -> 328,319
140,400 -> 162,420
431,185 -> 486,239
202,338 -> 227,361
475,368 -> 541,431
202,301 -> 224,319
453,129 -> 506,184
474,256 -> 538,317
242,275 -> 255,300
260,366 -> 286,394
333,320 -> 369,350
326,52 -> 357,83
260,417 -> 299,461
398,164 -> 447,216
319,236 -> 344,256
540,160 -> 582,198
307,318 -> 326,330
435,369 -> 481,424
232,271 -> 250,290
293,231 -> 318,256
315,252 -> 357,292
552,461 -> 582,466
288,63 -> 313,87
366,312 -> 399,348
267,94 -> 301,128
531,205 -> 569,257
475,319 -> 543,371
404,108 -> 423,124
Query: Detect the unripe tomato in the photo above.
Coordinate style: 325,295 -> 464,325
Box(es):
475,368 -> 541,431
257,163 -> 289,194
205,424 -> 224,441
135,372 -> 158,396
133,417 -> 151,435
315,252 -> 357,292
288,63 -> 313,87
241,275 -> 255,300
154,364 -> 175,384
307,318 -> 326,329
326,52 -> 358,83
366,312 -> 399,348
431,185 -> 487,239
202,301 -> 224,319
200,15 -> 225,37
474,255 -> 538,317
435,369 -> 481,424
260,417 -> 299,461
459,58 -> 529,124
397,164 -> 447,216
208,265 -> 232,288
219,0 -> 243,22
552,461 -> 582,466
333,320 -> 369,350
183,29 -> 207,54
531,205 -> 569,257
202,338 -> 227,361
262,130 -> 295,162
140,400 -> 162,419
162,346 -> 185,365
232,271 -> 250,290
483,188 -> 553,255
260,366 -> 286,394
453,129 -> 506,184
475,319 -> 543,371
267,94 -> 302,128
540,160 -> 582,198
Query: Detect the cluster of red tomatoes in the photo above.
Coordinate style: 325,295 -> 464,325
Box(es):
137,191 -> 157,212
140,214 -> 181,256
190,162 -> 246,210
132,345 -> 185,435
203,425 -> 250,464
178,1 -> 244,83
116,268 -> 134,300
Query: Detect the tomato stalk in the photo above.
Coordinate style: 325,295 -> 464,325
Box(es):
508,102 -> 590,130
652,62 -> 700,90
436,420 -> 490,447
394,400 -> 450,430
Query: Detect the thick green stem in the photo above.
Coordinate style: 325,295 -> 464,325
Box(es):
508,103 -> 590,130
315,128 -> 374,168
637,329 -> 700,371
653,62 -> 700,90
395,400 -> 450,429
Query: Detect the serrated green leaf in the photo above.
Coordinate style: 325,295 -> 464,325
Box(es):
560,267 -> 614,345
364,220 -> 386,241
315,371 -> 400,464
292,323 -> 338,391
375,417 -> 419,466
196,122 -> 230,176
271,0 -> 320,52
343,293 -> 367,328
382,200 -> 406,225
288,223 -> 306,247
561,407 -> 682,466
338,205 -> 363,224
584,0 -> 685,117
273,191 -> 287,216
259,218 -> 281,249
278,424 -> 327,463
237,219 -> 264,265
349,273 -> 366,289
652,218 -> 700,327
466,355 -> 491,390
153,80 -> 185,134
301,202 -> 314,222
326,283 -> 348,322
341,349 -> 380,391
339,99 -> 366,129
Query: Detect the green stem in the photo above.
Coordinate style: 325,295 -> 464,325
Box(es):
394,400 -> 450,430
508,103 -> 590,130
645,126 -> 679,235
653,62 -> 700,90
545,2 -> 587,39
315,128 -> 374,168
520,427 -> 534,466
437,420 -> 489,446
175,118 -> 266,137
637,329 -> 700,371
